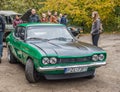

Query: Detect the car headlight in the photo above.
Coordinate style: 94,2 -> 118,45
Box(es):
42,58 -> 49,65
99,54 -> 105,61
92,55 -> 99,61
50,57 -> 57,64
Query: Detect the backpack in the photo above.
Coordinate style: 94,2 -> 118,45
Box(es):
99,21 -> 104,34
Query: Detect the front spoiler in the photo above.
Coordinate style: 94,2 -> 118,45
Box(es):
37,62 -> 106,72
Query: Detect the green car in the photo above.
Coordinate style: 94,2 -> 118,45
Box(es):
6,23 -> 107,83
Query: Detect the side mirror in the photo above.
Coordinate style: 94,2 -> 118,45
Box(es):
68,27 -> 80,37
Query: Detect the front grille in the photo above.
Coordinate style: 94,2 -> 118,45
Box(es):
57,57 -> 92,64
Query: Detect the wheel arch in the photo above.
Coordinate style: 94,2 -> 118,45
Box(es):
26,56 -> 41,71
26,56 -> 33,63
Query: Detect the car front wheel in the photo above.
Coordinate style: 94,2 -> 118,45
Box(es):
25,59 -> 40,83
85,70 -> 95,79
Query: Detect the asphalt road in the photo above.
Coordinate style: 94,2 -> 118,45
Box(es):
0,33 -> 120,92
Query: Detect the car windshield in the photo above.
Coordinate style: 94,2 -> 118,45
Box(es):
27,26 -> 73,40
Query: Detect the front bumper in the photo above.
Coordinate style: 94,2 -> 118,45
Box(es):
37,62 -> 106,72
44,70 -> 95,80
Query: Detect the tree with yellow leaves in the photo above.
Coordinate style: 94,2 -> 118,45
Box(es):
39,0 -> 117,31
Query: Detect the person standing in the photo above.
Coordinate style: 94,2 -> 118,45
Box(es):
0,15 -> 5,63
60,14 -> 68,26
29,9 -> 40,23
48,11 -> 54,23
41,13 -> 48,22
91,11 -> 101,46
58,13 -> 62,23
53,11 -> 58,23
13,15 -> 23,28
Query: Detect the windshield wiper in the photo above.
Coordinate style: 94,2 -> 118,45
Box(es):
27,37 -> 49,41
49,37 -> 74,41
27,37 -> 74,42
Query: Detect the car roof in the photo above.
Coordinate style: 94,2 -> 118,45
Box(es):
0,10 -> 22,16
18,23 -> 65,27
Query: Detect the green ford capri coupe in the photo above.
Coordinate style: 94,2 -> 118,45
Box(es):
6,23 -> 107,83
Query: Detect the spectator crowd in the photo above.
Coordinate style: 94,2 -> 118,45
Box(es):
13,9 -> 68,28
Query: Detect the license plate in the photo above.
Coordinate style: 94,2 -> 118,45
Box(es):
65,67 -> 88,74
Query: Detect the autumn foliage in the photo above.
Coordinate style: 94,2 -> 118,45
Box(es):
0,0 -> 120,32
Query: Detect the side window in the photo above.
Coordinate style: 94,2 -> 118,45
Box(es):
5,16 -> 12,24
15,27 -> 21,37
15,27 -> 26,40
1,16 -> 6,24
19,27 -> 25,40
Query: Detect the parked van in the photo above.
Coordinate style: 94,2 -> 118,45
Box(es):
0,11 -> 22,41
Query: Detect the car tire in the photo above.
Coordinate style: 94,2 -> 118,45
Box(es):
7,47 -> 17,64
85,70 -> 95,79
25,59 -> 40,83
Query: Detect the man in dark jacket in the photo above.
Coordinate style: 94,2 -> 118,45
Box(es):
60,14 -> 68,26
0,15 -> 5,63
29,9 -> 40,23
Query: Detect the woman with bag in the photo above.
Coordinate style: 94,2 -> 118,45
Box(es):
91,11 -> 102,46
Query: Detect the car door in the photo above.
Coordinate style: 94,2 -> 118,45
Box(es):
13,27 -> 26,61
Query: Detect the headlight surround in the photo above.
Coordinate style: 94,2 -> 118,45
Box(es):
98,54 -> 105,61
42,57 -> 49,65
92,54 -> 105,61
42,57 -> 57,65
92,55 -> 99,61
50,57 -> 57,64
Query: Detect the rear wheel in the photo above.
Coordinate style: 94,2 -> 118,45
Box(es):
25,59 -> 40,83
7,47 -> 17,63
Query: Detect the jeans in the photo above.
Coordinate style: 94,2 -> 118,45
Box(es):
0,31 -> 3,57
92,34 -> 100,46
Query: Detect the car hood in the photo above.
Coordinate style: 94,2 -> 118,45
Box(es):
30,40 -> 104,57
